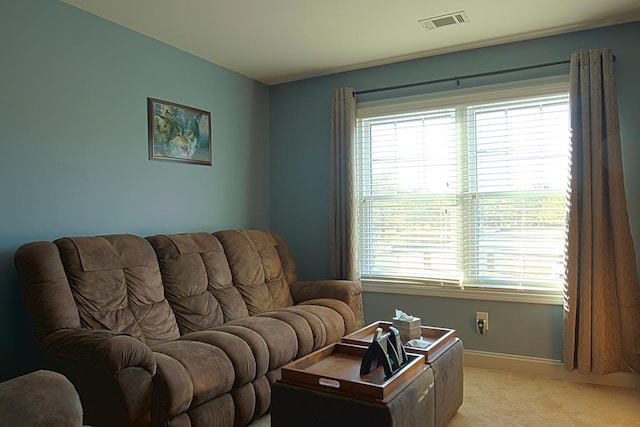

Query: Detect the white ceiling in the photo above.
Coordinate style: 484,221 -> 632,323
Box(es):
62,0 -> 640,85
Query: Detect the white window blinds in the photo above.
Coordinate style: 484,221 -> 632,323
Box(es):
355,79 -> 571,297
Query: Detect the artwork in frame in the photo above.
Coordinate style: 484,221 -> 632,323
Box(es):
148,98 -> 212,165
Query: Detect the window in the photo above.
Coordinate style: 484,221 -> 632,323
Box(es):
355,78 -> 570,303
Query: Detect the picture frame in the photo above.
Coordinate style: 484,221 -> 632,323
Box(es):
147,97 -> 212,165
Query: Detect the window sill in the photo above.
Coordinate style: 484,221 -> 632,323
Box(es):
362,280 -> 564,305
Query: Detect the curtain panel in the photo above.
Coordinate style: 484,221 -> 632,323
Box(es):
328,87 -> 358,281
564,48 -> 640,374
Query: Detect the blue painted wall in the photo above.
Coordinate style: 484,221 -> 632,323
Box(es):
270,22 -> 640,361
0,1 -> 270,379
1,0 -> 638,380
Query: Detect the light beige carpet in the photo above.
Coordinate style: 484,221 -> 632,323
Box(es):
249,366 -> 640,426
449,367 -> 640,426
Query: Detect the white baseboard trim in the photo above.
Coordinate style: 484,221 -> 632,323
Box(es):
464,349 -> 640,390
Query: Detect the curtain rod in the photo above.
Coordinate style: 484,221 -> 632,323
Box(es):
353,59 -> 572,96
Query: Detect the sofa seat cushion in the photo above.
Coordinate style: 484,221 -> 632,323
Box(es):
255,310 -> 315,358
256,302 -> 354,360
299,298 -> 357,334
209,325 -> 270,379
257,306 -> 334,355
287,305 -> 345,345
224,317 -> 297,371
179,331 -> 256,388
152,341 -> 235,417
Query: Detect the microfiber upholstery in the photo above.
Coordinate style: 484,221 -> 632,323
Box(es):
214,229 -> 294,314
0,370 -> 84,427
255,310 -> 316,357
55,235 -> 180,346
147,233 -> 249,332
215,229 -> 356,354
14,229 -> 364,427
177,331 -> 257,388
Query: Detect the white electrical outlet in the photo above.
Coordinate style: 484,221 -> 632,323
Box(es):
476,312 -> 489,335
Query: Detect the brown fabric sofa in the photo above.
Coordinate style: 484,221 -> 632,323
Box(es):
14,229 -> 363,427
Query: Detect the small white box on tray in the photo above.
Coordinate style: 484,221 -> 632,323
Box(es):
392,309 -> 421,342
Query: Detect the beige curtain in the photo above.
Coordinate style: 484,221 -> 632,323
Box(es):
564,48 -> 640,374
328,87 -> 358,281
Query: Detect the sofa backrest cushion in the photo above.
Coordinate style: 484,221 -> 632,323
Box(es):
147,233 -> 249,334
273,233 -> 298,286
14,242 -> 83,340
55,234 -> 180,346
214,230 -> 294,315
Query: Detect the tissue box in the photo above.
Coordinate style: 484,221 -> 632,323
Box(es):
392,317 -> 421,342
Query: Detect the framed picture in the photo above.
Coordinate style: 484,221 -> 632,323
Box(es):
147,98 -> 212,165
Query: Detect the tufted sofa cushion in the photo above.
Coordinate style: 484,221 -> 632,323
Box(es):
55,234 -> 180,346
150,231 -> 354,360
147,233 -> 249,333
214,229 -> 294,314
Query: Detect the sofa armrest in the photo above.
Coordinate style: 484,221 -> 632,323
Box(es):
42,329 -> 156,376
41,329 -> 156,426
290,280 -> 364,328
290,280 -> 362,306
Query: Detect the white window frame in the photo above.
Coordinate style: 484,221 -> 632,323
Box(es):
356,76 -> 570,305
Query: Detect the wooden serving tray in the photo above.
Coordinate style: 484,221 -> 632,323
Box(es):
280,342 -> 426,402
342,321 -> 457,364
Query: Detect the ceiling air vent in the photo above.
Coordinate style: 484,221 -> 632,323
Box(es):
418,11 -> 470,31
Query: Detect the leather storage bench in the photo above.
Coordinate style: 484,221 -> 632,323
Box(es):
272,370 -> 434,427
343,322 -> 463,427
428,338 -> 464,426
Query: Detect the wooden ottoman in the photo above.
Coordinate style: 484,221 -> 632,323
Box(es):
271,343 -> 435,427
343,322 -> 464,427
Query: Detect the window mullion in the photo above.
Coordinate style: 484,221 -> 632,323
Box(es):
456,105 -> 469,288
